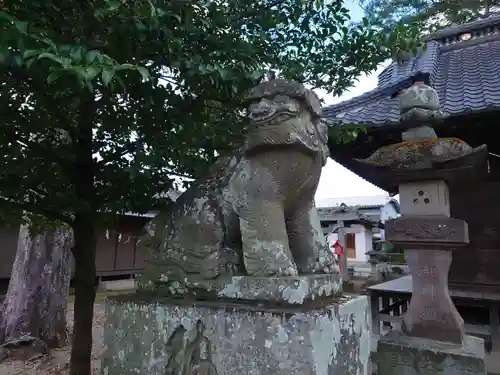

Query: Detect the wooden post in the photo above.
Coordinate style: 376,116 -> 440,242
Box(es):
490,303 -> 500,352
370,292 -> 381,335
337,226 -> 349,282
382,296 -> 391,328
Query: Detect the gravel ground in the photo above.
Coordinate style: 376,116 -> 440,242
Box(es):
0,302 -> 106,375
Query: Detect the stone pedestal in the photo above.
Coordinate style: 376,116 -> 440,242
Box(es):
148,274 -> 341,304
385,180 -> 470,345
386,214 -> 468,344
403,249 -> 464,343
336,227 -> 350,281
101,294 -> 371,375
374,330 -> 486,375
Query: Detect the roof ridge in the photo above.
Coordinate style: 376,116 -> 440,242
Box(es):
322,41 -> 442,117
322,72 -> 430,117
319,194 -> 390,199
429,14 -> 500,41
321,27 -> 500,128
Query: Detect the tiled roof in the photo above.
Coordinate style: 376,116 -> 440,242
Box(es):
315,195 -> 396,209
323,15 -> 500,127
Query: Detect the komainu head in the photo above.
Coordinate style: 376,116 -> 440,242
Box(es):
244,79 -> 322,124
242,79 -> 329,162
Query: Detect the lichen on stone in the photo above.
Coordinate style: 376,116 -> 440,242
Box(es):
101,294 -> 371,375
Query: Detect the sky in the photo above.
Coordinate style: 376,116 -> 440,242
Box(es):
314,1 -> 390,203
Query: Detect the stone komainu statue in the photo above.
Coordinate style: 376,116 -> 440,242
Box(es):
141,79 -> 336,287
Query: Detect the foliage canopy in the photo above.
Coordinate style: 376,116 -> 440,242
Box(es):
359,0 -> 500,34
0,0 -> 420,224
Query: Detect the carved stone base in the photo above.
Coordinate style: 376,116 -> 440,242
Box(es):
148,274 -> 341,304
374,330 -> 486,375
402,249 -> 465,344
101,294 -> 370,375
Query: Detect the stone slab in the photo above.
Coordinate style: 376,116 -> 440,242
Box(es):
374,330 -> 486,375
151,273 -> 341,304
385,215 -> 469,247
101,294 -> 370,375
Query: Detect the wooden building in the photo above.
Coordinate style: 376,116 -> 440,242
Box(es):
324,15 -> 500,293
317,195 -> 400,261
0,213 -> 151,281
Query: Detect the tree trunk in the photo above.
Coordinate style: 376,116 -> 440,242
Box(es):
0,224 -> 74,348
69,215 -> 97,375
69,95 -> 97,375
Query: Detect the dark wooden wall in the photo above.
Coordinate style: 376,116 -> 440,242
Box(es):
0,215 -> 148,280
450,182 -> 500,291
94,215 -> 148,276
0,227 -> 20,279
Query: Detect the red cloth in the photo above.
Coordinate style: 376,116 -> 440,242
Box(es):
331,240 -> 344,255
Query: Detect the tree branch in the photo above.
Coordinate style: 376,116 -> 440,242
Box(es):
97,138 -> 147,166
8,69 -> 77,139
166,171 -> 194,179
0,196 -> 74,224
1,127 -> 73,172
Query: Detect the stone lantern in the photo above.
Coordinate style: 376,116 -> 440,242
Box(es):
365,249 -> 379,280
357,81 -> 488,374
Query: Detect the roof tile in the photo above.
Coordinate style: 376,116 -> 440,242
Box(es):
316,195 -> 395,208
324,17 -> 500,127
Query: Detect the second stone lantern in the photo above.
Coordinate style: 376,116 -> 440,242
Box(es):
354,81 -> 488,346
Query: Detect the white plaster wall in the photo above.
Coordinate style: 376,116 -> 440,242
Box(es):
354,230 -> 372,262
364,229 -> 373,257
326,232 -> 339,247
327,226 -> 375,262
380,202 -> 399,223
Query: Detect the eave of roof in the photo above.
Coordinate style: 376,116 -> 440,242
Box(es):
428,14 -> 500,41
323,16 -> 500,128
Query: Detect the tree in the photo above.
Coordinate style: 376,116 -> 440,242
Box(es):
359,0 -> 500,34
0,1 -> 417,374
0,223 -> 73,353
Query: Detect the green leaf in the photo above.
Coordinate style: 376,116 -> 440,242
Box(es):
85,80 -> 94,92
117,63 -> 135,70
85,50 -> 99,64
388,31 -> 397,45
136,66 -> 150,81
101,68 -> 115,86
114,75 -> 126,92
104,0 -> 122,12
83,66 -> 100,81
0,11 -> 13,22
399,38 -> 408,52
25,57 -> 36,69
47,71 -> 61,84
40,37 -> 58,51
397,22 -> 404,34
13,55 -> 23,66
14,21 -> 28,34
249,70 -> 264,80
37,52 -> 64,65
23,50 -> 39,59
70,47 -> 83,62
